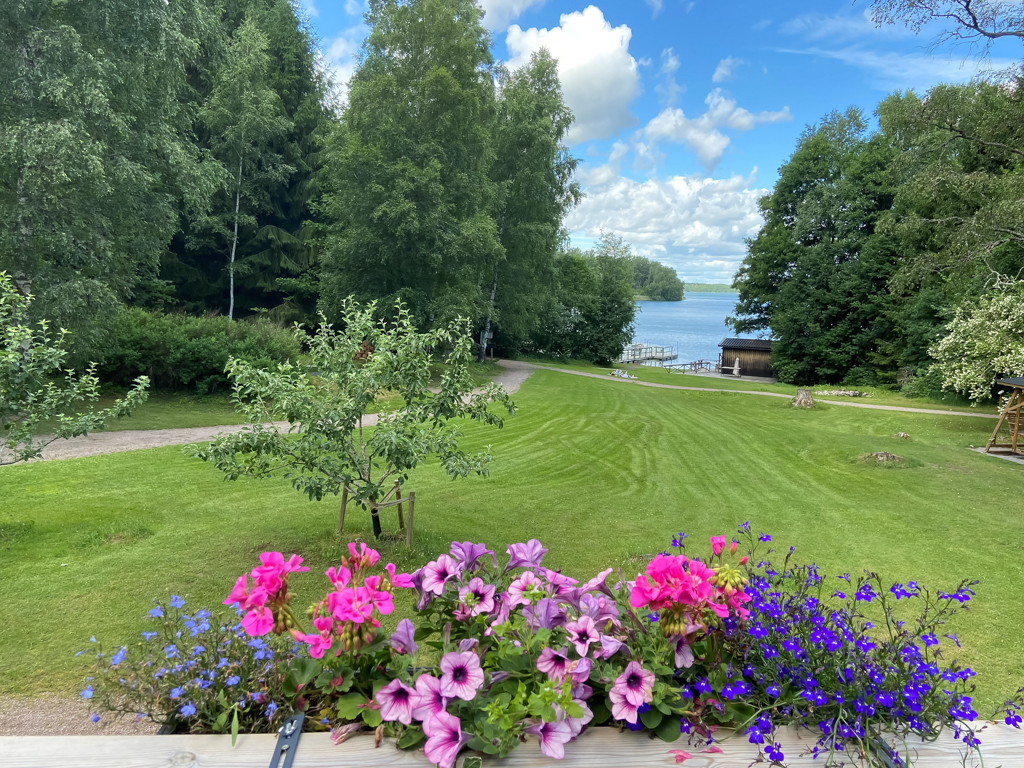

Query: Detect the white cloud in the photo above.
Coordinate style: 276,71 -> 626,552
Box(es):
506,6 -> 641,144
780,46 -> 1020,91
645,0 -> 664,17
479,0 -> 546,32
300,0 -> 319,19
343,0 -> 362,16
712,56 -> 743,83
324,26 -> 367,105
568,167 -> 767,282
643,89 -> 792,171
780,9 -> 904,41
656,48 -> 685,107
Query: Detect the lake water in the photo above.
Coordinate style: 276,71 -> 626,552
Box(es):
632,293 -> 752,365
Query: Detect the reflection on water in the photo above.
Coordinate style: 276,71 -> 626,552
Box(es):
632,293 -> 760,365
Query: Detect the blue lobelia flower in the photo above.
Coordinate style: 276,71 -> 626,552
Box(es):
80,686 -> 94,700
149,606 -> 164,618
180,702 -> 196,717
170,595 -> 186,609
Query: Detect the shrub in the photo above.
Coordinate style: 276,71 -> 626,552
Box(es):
97,309 -> 301,393
86,528 -> 1024,767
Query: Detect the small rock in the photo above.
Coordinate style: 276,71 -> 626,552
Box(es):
870,452 -> 903,463
894,432 -> 910,439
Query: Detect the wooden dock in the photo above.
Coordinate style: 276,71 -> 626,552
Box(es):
2,723 -> 1020,767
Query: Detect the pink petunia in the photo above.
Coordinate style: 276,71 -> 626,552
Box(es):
508,570 -> 545,606
612,661 -> 655,708
536,646 -> 571,681
524,718 -> 573,759
566,699 -> 594,737
458,578 -> 496,616
565,615 -> 600,657
422,555 -> 462,596
422,710 -> 472,768
505,539 -> 548,571
390,618 -> 418,656
439,651 -> 484,701
566,657 -> 591,684
376,678 -> 416,725
411,674 -> 447,721
609,688 -> 639,724
592,634 -> 628,660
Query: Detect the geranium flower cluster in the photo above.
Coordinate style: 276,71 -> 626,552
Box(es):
224,552 -> 309,636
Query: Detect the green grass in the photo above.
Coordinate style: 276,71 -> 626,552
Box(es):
2,369 -> 1022,711
518,357 -> 996,413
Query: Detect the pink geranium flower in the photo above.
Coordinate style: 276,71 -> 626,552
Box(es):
439,651 -> 484,701
326,565 -> 351,589
241,606 -> 274,636
710,536 -> 727,556
524,718 -> 573,759
363,575 -> 395,615
328,586 -> 373,624
565,615 -> 600,657
385,563 -> 414,589
668,748 -> 694,763
423,710 -> 473,768
298,616 -> 334,658
422,555 -> 462,595
376,678 -> 416,725
251,552 -> 308,593
347,542 -> 380,571
411,674 -> 447,721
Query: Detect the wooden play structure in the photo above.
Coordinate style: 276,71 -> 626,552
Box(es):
985,377 -> 1024,456
337,480 -> 416,546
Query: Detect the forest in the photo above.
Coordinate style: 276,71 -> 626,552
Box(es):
731,53 -> 1024,399
1,0 -> 647,383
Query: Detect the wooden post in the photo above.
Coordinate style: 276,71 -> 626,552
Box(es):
395,482 -> 405,531
406,492 -> 415,547
337,486 -> 349,533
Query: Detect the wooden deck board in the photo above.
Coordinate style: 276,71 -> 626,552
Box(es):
2,724 -> 1021,768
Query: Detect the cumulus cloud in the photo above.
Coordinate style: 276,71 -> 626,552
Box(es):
643,89 -> 792,171
656,48 -> 685,107
567,167 -> 767,282
505,6 -> 641,144
479,0 -> 547,32
344,0 -> 363,16
712,56 -> 743,83
324,26 -> 367,105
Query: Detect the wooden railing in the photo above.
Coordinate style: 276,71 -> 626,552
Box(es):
3,723 -> 1021,767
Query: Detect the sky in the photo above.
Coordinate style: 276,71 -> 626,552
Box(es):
303,0 -> 1021,283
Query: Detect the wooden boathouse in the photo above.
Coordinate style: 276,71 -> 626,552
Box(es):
718,338 -> 774,378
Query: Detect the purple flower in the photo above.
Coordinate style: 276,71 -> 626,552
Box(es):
565,616 -> 600,657
508,570 -> 545,606
390,619 -> 418,656
567,657 -> 592,684
674,636 -> 694,669
609,661 -> 655,723
536,647 -> 571,681
170,595 -> 186,609
449,542 -> 497,571
90,712 -> 101,723
457,578 -> 496,616
439,651 -> 484,701
422,710 -> 473,768
376,679 -> 415,725
421,556 -> 462,595
537,567 -> 579,595
579,568 -> 615,597
525,718 -> 573,759
591,634 -> 627,660
411,675 -> 447,721
566,699 -> 594,737
505,539 -> 548,571
577,594 -> 620,630
522,597 -> 566,629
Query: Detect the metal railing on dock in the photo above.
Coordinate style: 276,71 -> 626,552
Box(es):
665,359 -> 715,373
618,343 -> 677,365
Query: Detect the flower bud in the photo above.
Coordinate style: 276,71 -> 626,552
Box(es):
739,556 -> 748,565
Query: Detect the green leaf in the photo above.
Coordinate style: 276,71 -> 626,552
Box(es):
231,710 -> 240,746
654,714 -> 682,743
463,758 -> 483,768
288,657 -> 320,687
397,728 -> 425,749
640,707 -> 664,730
335,693 -> 364,721
590,700 -> 611,725
362,708 -> 382,728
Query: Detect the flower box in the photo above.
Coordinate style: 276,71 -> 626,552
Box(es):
1,724 -> 1022,768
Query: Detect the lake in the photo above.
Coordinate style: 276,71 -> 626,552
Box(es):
632,292 -> 753,365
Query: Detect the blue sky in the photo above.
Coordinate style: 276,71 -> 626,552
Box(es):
304,0 -> 1021,283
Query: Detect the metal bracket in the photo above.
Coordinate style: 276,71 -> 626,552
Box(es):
268,712 -> 304,768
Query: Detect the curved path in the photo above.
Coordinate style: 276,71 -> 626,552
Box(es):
497,360 -> 999,419
24,364 -> 535,463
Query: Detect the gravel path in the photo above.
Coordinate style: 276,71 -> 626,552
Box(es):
26,364 -> 534,463
501,360 -> 999,419
0,696 -> 160,737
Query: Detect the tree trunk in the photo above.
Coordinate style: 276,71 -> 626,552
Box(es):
479,267 -> 498,363
228,142 -> 244,321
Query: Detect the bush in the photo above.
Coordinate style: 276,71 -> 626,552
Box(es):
97,309 -> 302,393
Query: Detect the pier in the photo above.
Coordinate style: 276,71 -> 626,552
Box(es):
618,343 -> 677,364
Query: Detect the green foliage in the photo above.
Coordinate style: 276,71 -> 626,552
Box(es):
631,256 -> 684,302
0,0 -> 221,363
529,235 -> 637,364
190,299 -> 514,534
96,308 -> 300,394
685,283 -> 736,294
318,0 -> 500,328
0,272 -> 148,465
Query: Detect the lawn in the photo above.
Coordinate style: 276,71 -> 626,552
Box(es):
519,357 -> 998,413
2,369 -> 1022,711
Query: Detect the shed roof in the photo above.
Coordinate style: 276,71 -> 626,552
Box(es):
997,377 -> 1024,388
719,338 -> 773,351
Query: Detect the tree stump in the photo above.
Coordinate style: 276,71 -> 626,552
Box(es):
793,388 -> 814,408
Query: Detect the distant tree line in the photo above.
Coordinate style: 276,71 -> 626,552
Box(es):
631,256 -> 684,301
730,1 -> 1024,400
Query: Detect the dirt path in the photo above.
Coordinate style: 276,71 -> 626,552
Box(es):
498,360 -> 999,419
25,365 -> 534,463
